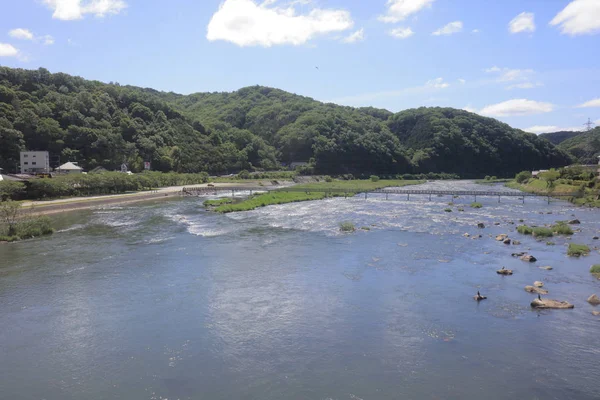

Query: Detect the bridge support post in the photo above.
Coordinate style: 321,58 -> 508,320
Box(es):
498,195 -> 501,203
386,193 -> 388,201
547,196 -> 550,205
522,197 -> 525,204
429,194 -> 432,201
365,192 -> 368,200
407,193 -> 410,201
474,195 -> 477,202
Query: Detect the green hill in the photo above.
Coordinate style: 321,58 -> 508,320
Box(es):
539,130 -> 582,145
0,66 -> 571,177
556,128 -> 600,164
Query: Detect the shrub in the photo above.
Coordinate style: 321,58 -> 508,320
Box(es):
490,176 -> 498,180
517,225 -> 533,235
340,222 -> 356,232
551,223 -> 573,235
515,171 -> 532,184
324,175 -> 333,183
444,208 -> 452,212
237,170 -> 250,179
360,226 -> 371,231
590,265 -> 600,274
484,175 -> 491,181
568,243 -> 590,257
532,227 -> 553,238
546,241 -> 555,246
470,202 -> 483,209
370,175 -> 380,182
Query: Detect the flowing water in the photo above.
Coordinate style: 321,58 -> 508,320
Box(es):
1,181 -> 600,400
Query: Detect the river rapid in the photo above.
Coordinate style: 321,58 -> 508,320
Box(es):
1,180 -> 599,400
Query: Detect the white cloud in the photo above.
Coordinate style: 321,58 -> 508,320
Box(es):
524,125 -> 582,134
342,28 -> 364,43
388,27 -> 414,39
507,82 -> 543,90
0,43 -> 19,57
484,66 -> 501,73
41,35 -> 55,45
480,99 -> 554,117
432,21 -> 463,36
425,77 -> 449,89
509,12 -> 535,34
577,98 -> 600,108
9,28 -> 34,40
472,29 -> 480,34
550,0 -> 600,36
458,78 -> 466,84
379,0 -> 435,23
42,0 -> 127,20
206,0 -> 354,47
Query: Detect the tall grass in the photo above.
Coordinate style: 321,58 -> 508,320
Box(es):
0,216 -> 54,241
339,222 -> 356,232
568,243 -> 590,257
215,192 -> 328,213
470,202 -> 483,208
590,265 -> 600,274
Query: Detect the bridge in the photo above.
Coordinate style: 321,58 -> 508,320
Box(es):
181,186 -> 577,204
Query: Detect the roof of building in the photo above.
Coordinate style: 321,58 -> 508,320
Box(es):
58,162 -> 83,171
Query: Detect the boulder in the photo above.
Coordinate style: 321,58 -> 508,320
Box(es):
497,268 -> 513,275
534,281 -> 544,288
494,222 -> 500,226
568,219 -> 581,225
503,238 -> 512,245
525,286 -> 548,294
593,311 -> 600,316
496,234 -> 508,241
474,294 -> 487,301
512,240 -> 521,245
520,254 -> 537,262
594,236 -> 599,240
512,252 -> 526,257
539,266 -> 553,270
477,223 -> 485,229
587,294 -> 600,305
463,233 -> 471,238
530,299 -> 574,309
508,221 -> 515,225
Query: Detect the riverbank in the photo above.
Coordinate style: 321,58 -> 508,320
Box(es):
20,181 -> 291,215
214,180 -> 424,213
506,180 -> 600,207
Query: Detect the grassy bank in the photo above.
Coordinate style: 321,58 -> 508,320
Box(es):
506,179 -> 600,207
0,215 -> 54,242
215,179 -> 424,213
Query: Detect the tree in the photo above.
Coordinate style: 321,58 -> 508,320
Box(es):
0,200 -> 21,237
515,170 -> 532,184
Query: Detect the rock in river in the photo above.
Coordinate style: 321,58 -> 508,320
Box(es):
503,238 -> 511,245
512,252 -> 526,257
534,281 -> 544,288
520,254 -> 537,262
531,299 -> 574,309
496,234 -> 508,241
587,294 -> 600,305
497,268 -> 513,275
477,223 -> 485,229
539,266 -> 553,270
568,219 -> 581,225
593,311 -> 600,316
512,240 -> 521,245
525,286 -> 548,295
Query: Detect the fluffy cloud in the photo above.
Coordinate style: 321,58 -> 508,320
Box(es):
9,28 -> 34,40
379,0 -> 435,23
432,21 -> 463,36
509,12 -> 535,33
425,77 -> 449,89
342,28 -> 364,44
41,35 -> 55,45
524,125 -> 582,134
485,66 -> 539,89
480,99 -> 554,117
206,0 -> 354,47
388,27 -> 414,39
0,43 -> 19,57
577,98 -> 600,108
550,0 -> 600,36
42,0 -> 127,20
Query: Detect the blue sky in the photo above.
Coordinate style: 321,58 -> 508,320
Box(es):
1,0 -> 600,133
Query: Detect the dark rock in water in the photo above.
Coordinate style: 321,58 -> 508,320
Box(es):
474,294 -> 487,301
519,219 -> 524,222
520,254 -> 537,262
497,268 -> 513,275
477,223 -> 485,229
525,286 -> 548,294
531,299 -> 574,309
512,252 -> 526,257
494,222 -> 500,226
503,238 -> 512,245
546,212 -> 553,215
568,219 -> 581,225
512,240 -> 521,245
587,294 -> 600,305
593,237 -> 599,240
508,221 -> 515,225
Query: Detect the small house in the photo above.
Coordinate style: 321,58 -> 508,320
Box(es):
57,162 -> 83,174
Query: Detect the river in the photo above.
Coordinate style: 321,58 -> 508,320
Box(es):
1,181 -> 599,400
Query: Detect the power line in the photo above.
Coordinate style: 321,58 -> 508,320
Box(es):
584,118 -> 595,131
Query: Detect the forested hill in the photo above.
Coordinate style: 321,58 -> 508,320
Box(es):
0,66 -> 571,177
554,128 -> 600,164
539,130 -> 582,145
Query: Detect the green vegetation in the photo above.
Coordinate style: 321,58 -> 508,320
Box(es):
549,127 -> 600,164
215,192 -> 328,213
370,175 -> 380,182
551,222 -> 574,235
546,241 -> 555,246
457,207 -> 465,212
339,222 -> 356,233
360,226 -> 371,231
203,197 -> 233,207
0,67 -> 571,177
590,265 -> 600,274
444,208 -> 452,212
567,243 -> 591,257
515,170 -> 532,184
532,227 -> 554,238
470,202 -> 483,208
540,130 -> 581,146
517,225 -> 534,235
0,171 -> 209,201
0,200 -> 54,241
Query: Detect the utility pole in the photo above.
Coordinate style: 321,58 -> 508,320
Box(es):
584,118 -> 595,131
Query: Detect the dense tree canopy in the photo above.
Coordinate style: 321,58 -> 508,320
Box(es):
0,67 -> 572,177
553,127 -> 600,164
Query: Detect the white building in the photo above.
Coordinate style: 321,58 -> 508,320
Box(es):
20,151 -> 50,174
57,162 -> 83,174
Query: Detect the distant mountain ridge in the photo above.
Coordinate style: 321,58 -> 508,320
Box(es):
540,128 -> 600,164
0,66 -> 571,177
539,130 -> 582,145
